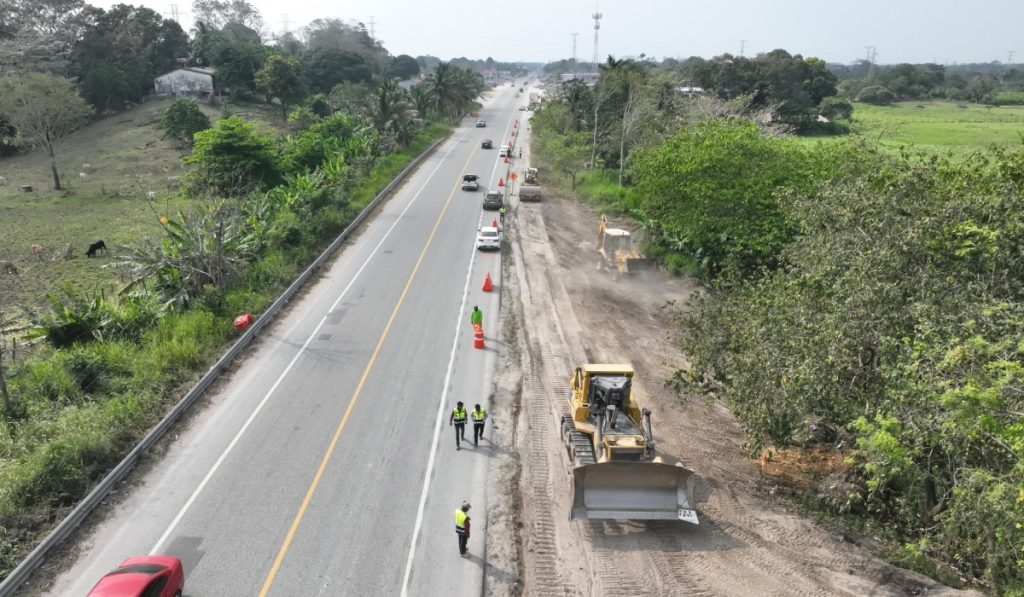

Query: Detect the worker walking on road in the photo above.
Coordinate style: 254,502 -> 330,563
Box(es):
455,501 -> 471,556
470,306 -> 483,328
472,404 -> 487,445
450,401 -> 468,449
498,205 -> 506,226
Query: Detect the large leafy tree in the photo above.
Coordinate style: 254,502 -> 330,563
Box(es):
363,79 -> 418,147
159,98 -> 211,144
0,72 -> 93,190
424,62 -> 483,121
191,0 -> 263,33
255,54 -> 305,118
73,5 -> 188,108
387,54 -> 420,80
301,47 -> 373,93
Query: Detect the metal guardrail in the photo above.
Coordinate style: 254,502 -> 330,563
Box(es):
0,137 -> 447,596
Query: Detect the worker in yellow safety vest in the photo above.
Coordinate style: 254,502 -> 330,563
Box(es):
449,401 -> 468,450
455,501 -> 471,556
471,404 -> 487,446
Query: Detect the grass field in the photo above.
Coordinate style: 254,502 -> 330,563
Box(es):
0,98 -> 282,318
843,100 -> 1024,153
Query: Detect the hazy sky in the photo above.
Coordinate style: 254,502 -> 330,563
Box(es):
89,0 -> 1022,66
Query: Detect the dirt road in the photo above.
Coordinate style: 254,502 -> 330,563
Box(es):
482,186 -> 978,596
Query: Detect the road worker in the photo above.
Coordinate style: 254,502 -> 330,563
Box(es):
455,501 -> 471,556
470,305 -> 483,328
472,404 -> 487,445
449,401 -> 468,449
498,206 -> 506,226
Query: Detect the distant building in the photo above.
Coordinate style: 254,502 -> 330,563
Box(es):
675,86 -> 704,95
154,67 -> 216,97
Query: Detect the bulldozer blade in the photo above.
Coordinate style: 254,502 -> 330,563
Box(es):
571,461 -> 698,523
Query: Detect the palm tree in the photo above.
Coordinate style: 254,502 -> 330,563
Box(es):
426,62 -> 463,120
409,83 -> 435,119
365,79 -> 409,132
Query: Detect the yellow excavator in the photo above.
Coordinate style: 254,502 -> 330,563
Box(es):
559,364 -> 698,523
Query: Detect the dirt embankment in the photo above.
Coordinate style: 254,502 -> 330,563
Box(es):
483,184 -> 979,596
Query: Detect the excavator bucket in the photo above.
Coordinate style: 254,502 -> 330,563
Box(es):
571,461 -> 698,523
622,256 -> 657,273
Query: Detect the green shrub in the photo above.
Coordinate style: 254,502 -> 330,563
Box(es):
159,98 -> 212,144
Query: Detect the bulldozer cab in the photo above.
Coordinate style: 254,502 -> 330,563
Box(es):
596,214 -> 657,274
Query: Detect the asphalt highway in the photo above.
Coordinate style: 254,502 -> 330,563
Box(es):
44,82 -> 525,597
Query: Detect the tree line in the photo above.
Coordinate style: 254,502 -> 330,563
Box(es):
831,61 -> 1024,105
532,52 -> 1024,591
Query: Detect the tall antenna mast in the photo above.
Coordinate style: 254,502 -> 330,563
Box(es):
592,10 -> 602,75
369,16 -> 376,40
571,33 -> 579,79
169,4 -> 180,23
740,39 -> 746,57
1009,50 -> 1016,64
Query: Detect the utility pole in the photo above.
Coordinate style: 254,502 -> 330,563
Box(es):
169,4 -> 180,23
865,46 -> 877,77
369,16 -> 376,41
280,13 -> 289,36
739,39 -> 746,58
592,10 -> 602,76
571,33 -> 579,79
1008,50 -> 1016,65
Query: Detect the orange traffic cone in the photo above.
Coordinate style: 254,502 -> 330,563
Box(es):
482,272 -> 493,292
473,326 -> 485,349
497,178 -> 504,187
503,156 -> 509,163
491,218 -> 498,228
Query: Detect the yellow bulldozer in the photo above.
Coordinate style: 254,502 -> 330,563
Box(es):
597,214 -> 657,274
560,364 -> 698,523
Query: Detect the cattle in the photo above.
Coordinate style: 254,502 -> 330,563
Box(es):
79,172 -> 89,182
146,191 -> 157,200
31,244 -> 44,260
81,164 -> 93,172
0,175 -> 7,185
0,260 -> 17,274
85,240 -> 107,258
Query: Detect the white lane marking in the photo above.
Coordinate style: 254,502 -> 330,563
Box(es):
400,91 -> 515,597
400,200 -> 479,597
150,127 -> 474,554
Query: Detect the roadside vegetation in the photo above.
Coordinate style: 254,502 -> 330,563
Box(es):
533,52 -> 1024,592
0,0 -> 486,580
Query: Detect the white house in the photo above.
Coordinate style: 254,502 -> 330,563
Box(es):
154,67 -> 216,97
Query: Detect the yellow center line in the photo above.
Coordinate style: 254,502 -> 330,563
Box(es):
258,138 -> 479,597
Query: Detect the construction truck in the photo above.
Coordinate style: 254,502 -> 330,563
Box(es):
519,167 -> 543,201
560,364 -> 698,523
597,214 -> 657,274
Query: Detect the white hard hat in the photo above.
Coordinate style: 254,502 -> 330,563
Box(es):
462,501 -> 471,510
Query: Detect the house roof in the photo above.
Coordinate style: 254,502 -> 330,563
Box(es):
156,67 -> 216,78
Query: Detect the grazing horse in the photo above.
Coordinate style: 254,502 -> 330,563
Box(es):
86,240 -> 107,258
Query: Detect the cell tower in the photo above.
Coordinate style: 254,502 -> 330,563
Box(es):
571,33 -> 579,79
592,10 -> 602,75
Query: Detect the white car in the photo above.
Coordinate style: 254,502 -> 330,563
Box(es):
475,226 -> 501,251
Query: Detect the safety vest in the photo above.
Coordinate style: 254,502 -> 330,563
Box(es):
452,407 -> 467,423
472,408 -> 486,423
455,508 -> 468,534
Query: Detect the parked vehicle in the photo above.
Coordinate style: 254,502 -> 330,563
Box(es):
483,188 -> 504,210
475,226 -> 501,250
499,144 -> 511,157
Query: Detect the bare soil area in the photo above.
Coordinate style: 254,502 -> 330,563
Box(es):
483,184 -> 980,596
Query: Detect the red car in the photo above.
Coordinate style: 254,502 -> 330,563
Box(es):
87,555 -> 184,597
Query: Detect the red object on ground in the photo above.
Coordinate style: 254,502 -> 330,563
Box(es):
503,156 -> 509,163
473,326 -> 485,349
87,554 -> 184,597
233,313 -> 254,330
497,178 -> 504,187
482,272 -> 493,292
